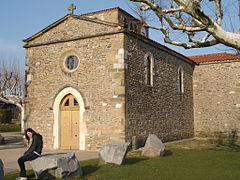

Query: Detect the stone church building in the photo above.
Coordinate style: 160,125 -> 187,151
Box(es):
23,7 -> 240,150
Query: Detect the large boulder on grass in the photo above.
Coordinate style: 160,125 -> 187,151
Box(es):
30,152 -> 82,179
0,159 -> 4,180
99,142 -> 130,165
141,134 -> 165,157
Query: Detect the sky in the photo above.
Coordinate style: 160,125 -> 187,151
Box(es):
0,0 -> 236,71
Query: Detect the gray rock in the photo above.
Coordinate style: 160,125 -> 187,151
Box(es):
99,142 -> 130,165
0,159 -> 4,180
141,134 -> 165,157
30,152 -> 82,179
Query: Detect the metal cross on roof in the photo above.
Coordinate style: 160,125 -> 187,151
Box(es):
68,3 -> 76,15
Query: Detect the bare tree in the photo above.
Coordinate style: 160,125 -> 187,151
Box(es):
0,60 -> 25,132
129,0 -> 240,50
127,1 -> 154,23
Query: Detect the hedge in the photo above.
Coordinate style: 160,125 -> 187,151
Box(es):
0,109 -> 12,123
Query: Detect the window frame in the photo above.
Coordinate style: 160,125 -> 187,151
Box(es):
178,66 -> 184,93
144,52 -> 154,87
63,54 -> 80,73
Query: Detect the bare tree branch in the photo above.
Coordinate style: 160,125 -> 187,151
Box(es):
239,0 -> 240,20
215,0 -> 223,25
129,0 -> 240,50
144,24 -> 163,31
128,2 -> 154,23
165,36 -> 218,48
188,32 -> 211,43
0,59 -> 25,131
162,7 -> 185,14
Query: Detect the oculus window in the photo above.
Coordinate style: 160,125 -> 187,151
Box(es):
65,55 -> 79,71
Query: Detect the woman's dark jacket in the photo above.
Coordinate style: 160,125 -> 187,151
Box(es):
24,134 -> 43,155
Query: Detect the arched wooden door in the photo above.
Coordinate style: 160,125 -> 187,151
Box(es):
60,94 -> 80,149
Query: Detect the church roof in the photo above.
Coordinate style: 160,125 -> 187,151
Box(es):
23,7 -> 140,43
80,7 -> 141,23
22,7 -> 194,65
23,14 -> 71,43
189,53 -> 240,63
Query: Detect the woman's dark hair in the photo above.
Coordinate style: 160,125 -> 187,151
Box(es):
25,128 -> 38,143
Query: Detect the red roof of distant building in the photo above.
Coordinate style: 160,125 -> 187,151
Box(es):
189,53 -> 240,63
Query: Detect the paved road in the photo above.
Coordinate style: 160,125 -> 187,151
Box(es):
0,132 -> 98,175
0,132 -> 24,150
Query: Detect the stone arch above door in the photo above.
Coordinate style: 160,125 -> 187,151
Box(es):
53,87 -> 86,150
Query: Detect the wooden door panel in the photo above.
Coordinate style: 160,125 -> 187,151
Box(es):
60,94 -> 80,150
60,111 -> 71,149
71,111 -> 79,149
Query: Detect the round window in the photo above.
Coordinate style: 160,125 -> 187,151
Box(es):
65,55 -> 79,71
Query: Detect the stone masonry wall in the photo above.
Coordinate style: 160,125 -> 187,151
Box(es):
193,61 -> 240,138
124,34 -> 195,148
27,16 -> 118,46
83,8 -> 119,24
25,32 -> 126,150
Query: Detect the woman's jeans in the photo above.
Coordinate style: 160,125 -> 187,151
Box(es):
17,153 -> 39,177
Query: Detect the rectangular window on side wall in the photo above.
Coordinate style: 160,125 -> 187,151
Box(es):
178,66 -> 184,93
145,54 -> 154,87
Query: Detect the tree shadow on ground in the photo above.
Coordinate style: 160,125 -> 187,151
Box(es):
209,142 -> 240,152
208,130 -> 240,152
82,164 -> 100,176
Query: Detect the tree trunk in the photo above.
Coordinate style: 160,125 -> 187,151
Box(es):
15,103 -> 24,133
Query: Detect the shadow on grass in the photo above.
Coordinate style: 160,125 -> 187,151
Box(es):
123,157 -> 149,165
209,143 -> 240,152
82,164 -> 100,176
28,173 -> 38,180
5,171 -> 38,180
124,149 -> 173,165
164,149 -> 173,156
208,130 -> 240,152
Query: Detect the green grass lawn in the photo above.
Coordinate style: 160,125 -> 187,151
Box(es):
4,139 -> 240,180
0,123 -> 21,132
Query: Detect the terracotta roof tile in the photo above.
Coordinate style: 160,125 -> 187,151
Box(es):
189,53 -> 240,63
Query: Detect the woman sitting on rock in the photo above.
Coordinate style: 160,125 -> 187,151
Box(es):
16,128 -> 43,180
